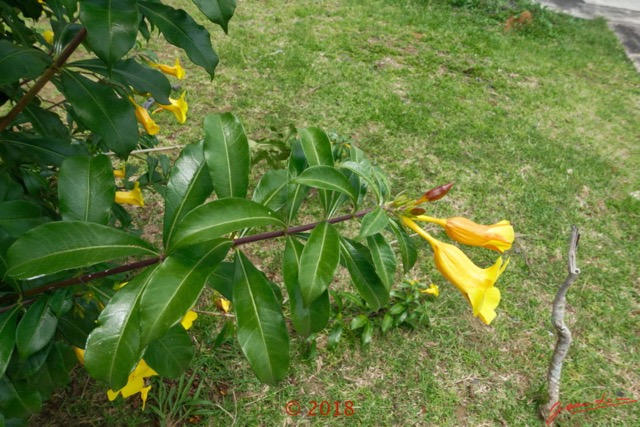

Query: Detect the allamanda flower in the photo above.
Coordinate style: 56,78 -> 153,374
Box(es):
415,215 -> 514,253
154,92 -> 188,124
129,97 -> 160,135
107,359 -> 157,410
115,182 -> 144,207
421,283 -> 440,297
402,217 -> 509,324
148,57 -> 186,79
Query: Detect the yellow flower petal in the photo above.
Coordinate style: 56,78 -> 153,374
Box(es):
42,30 -> 54,44
215,297 -> 231,313
180,310 -> 198,330
107,389 -> 120,401
113,281 -> 129,290
115,182 -> 144,207
73,347 -> 85,365
149,58 -> 186,79
155,92 -> 188,124
140,385 -> 152,410
130,97 -> 160,135
416,215 -> 515,253
420,283 -> 440,297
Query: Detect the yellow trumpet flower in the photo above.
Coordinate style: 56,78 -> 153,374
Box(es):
129,97 -> 160,135
113,166 -> 125,179
106,359 -> 158,410
180,310 -> 198,330
415,215 -> 514,253
115,182 -> 144,207
149,57 -> 186,79
420,283 -> 440,297
154,92 -> 188,124
402,217 -> 508,324
42,30 -> 54,44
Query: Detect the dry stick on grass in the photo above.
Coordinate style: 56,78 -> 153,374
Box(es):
540,226 -> 581,420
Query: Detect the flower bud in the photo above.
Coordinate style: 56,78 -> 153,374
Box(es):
422,182 -> 454,202
409,207 -> 426,215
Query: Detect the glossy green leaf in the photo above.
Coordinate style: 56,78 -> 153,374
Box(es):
0,172 -> 22,202
0,201 -> 48,238
79,0 -> 138,67
367,233 -> 397,290
350,314 -> 368,330
298,128 -> 333,213
208,261 -> 234,300
69,58 -> 172,105
298,222 -> 340,306
361,321 -> 373,346
58,155 -> 114,224
381,313 -> 394,333
163,141 -> 213,248
339,237 -> 389,311
144,324 -> 194,378
283,236 -> 330,337
0,376 -> 42,419
6,221 -> 158,279
340,160 -> 382,203
286,182 -> 309,225
7,343 -> 51,381
293,166 -> 357,204
61,70 -> 138,158
139,1 -> 219,78
191,0 -> 236,33
359,207 -> 389,239
203,113 -> 250,199
22,102 -> 70,141
0,40 -> 51,85
0,306 -> 19,377
0,132 -> 85,167
15,295 -> 57,359
85,266 -> 159,389
139,239 -> 231,347
388,219 -> 417,273
327,321 -> 343,351
168,198 -> 284,251
233,251 -> 289,385
253,169 -> 288,213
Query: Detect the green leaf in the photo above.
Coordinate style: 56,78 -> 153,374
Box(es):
61,70 -> 138,158
57,299 -> 102,349
293,166 -> 357,205
350,314 -> 368,330
85,266 -> 158,389
22,102 -> 70,141
191,0 -> 236,33
340,160 -> 382,203
79,0 -> 139,68
388,219 -> 417,273
58,155 -> 115,224
139,1 -> 219,78
361,321 -> 373,346
298,127 -> 333,167
163,141 -> 213,248
139,239 -> 231,347
0,132 -> 85,167
366,233 -> 397,290
359,207 -> 389,239
298,222 -> 340,306
285,182 -> 309,225
253,169 -> 288,213
298,128 -> 334,213
381,313 -> 394,333
0,306 -> 19,377
208,261 -> 234,300
7,342 -> 51,381
69,58 -> 172,105
15,295 -> 57,359
144,324 -> 194,378
327,322 -> 342,351
203,113 -> 250,199
0,40 -> 51,85
168,198 -> 284,251
0,201 -> 48,238
233,251 -> 289,385
339,237 -> 389,311
283,236 -> 330,337
0,376 -> 42,419
6,221 -> 158,279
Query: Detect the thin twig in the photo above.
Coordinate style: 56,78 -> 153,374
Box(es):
193,309 -> 235,318
0,27 -> 87,132
540,226 -> 581,422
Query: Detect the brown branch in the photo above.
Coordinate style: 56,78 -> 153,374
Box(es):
540,226 -> 581,422
0,208 -> 374,312
0,27 -> 87,132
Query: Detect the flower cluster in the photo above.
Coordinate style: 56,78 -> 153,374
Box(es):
129,58 -> 189,135
400,184 -> 514,324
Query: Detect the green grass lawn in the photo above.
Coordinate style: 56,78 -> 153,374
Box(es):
34,0 -> 639,425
